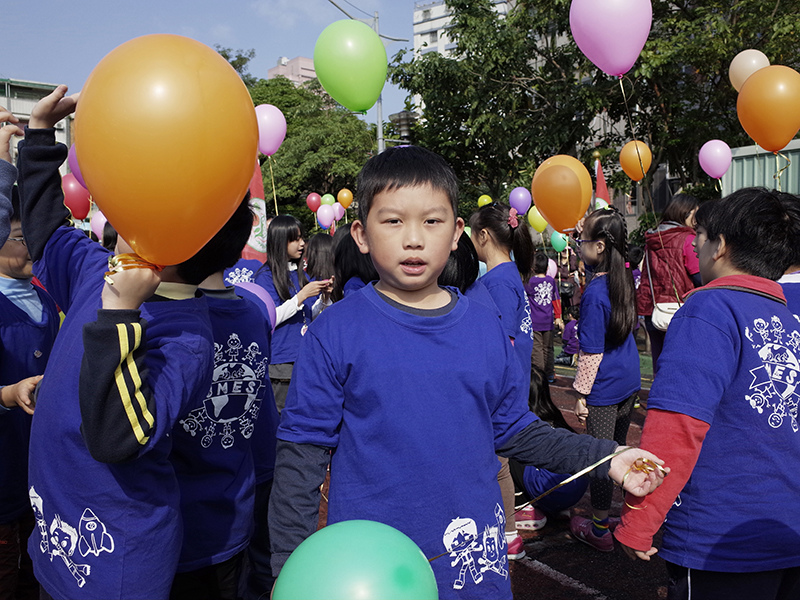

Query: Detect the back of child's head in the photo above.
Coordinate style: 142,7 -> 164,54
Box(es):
469,202 -> 535,281
304,232 -> 335,281
355,145 -> 459,223
563,305 -> 580,321
627,244 -> 644,269
582,206 -> 637,346
533,251 -> 549,276
176,192 -> 254,285
332,226 -> 379,301
528,367 -> 575,432
705,187 -> 800,280
438,231 -> 480,294
661,193 -> 700,225
102,222 -> 118,252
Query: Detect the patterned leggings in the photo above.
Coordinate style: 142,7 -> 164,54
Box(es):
586,393 -> 637,511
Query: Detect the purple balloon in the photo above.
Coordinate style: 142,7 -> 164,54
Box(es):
508,187 -> 532,215
698,140 -> 732,179
68,144 -> 87,189
235,281 -> 277,334
254,104 -> 287,156
570,0 -> 653,77
317,204 -> 335,229
332,202 -> 345,221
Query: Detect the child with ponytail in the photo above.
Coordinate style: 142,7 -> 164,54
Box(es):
570,206 -> 641,553
469,201 -> 536,560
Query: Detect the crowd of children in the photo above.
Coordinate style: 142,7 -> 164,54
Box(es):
1,81 -> 798,600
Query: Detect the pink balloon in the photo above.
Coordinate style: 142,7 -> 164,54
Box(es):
68,144 -> 87,189
569,0 -> 653,77
332,202 -> 345,221
306,193 -> 322,213
508,187 -> 532,215
90,210 -> 107,240
547,258 -> 557,279
698,140 -> 732,179
235,281 -> 277,334
317,204 -> 335,229
254,104 -> 287,156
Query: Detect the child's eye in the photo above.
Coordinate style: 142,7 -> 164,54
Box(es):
425,219 -> 442,225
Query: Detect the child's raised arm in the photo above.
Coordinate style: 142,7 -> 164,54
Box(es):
0,104 -> 23,248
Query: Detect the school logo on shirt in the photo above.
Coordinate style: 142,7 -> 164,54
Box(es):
224,267 -> 256,285
533,281 -> 554,307
441,503 -> 508,591
180,333 -> 268,449
29,487 -> 115,589
745,315 -> 800,432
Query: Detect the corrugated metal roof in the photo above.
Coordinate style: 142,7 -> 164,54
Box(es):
721,138 -> 800,195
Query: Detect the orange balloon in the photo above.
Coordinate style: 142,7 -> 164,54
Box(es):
75,34 -> 258,265
531,155 -> 592,233
619,140 -> 652,181
737,65 -> 800,153
337,188 -> 354,209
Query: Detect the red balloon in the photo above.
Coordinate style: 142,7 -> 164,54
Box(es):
306,193 -> 322,213
62,173 -> 91,220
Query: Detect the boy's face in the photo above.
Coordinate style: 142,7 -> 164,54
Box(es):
352,184 -> 463,306
694,225 -> 719,284
0,221 -> 33,279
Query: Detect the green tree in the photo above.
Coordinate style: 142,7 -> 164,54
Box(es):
215,45 -> 258,88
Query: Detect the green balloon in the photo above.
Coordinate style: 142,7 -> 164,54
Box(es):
320,193 -> 336,205
314,20 -> 388,112
550,230 -> 568,252
273,520 -> 438,600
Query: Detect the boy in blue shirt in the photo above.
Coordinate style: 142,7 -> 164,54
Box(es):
268,145 -> 667,600
616,188 -> 800,600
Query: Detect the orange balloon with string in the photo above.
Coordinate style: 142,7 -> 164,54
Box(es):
337,188 -> 354,209
531,155 -> 592,233
619,140 -> 651,182
75,34 -> 258,266
737,65 -> 800,153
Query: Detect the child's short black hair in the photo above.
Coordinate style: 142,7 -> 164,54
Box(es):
356,146 -> 459,223
563,305 -> 580,321
176,192 -> 253,285
705,188 -> 800,280
627,245 -> 644,269
533,251 -> 549,275
694,199 -> 718,231
332,224 -> 379,301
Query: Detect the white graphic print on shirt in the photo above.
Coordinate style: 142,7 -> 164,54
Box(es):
745,315 -> 800,432
180,332 -> 267,449
533,281 -> 553,306
442,503 -> 508,591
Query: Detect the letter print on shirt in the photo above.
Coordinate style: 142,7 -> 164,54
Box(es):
745,315 -> 800,432
442,503 -> 508,592
29,486 -> 115,589
180,332 -> 268,449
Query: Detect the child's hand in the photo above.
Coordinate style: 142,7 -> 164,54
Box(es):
29,85 -> 79,129
574,397 -> 588,425
298,279 -> 333,304
0,106 -> 23,164
102,263 -> 162,310
608,447 -> 669,497
619,540 -> 659,562
1,375 -> 43,415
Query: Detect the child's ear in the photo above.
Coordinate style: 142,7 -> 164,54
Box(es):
595,239 -> 606,255
711,234 -> 728,262
452,217 -> 465,251
350,220 -> 371,255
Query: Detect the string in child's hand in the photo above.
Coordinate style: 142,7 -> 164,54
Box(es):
104,253 -> 163,285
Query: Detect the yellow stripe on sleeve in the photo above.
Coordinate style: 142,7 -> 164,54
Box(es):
114,323 -> 150,446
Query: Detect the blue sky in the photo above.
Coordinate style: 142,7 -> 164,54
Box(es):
3,0 -> 416,125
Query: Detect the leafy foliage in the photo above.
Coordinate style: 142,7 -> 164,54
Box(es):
215,46 -> 258,88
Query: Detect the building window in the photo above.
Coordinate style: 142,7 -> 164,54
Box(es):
430,30 -> 438,43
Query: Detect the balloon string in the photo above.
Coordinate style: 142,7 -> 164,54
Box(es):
774,152 -> 791,192
268,155 -> 279,216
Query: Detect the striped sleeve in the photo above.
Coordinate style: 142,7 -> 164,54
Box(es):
80,309 -> 156,463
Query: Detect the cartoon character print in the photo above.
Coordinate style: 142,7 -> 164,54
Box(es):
225,267 -> 256,285
180,332 -> 266,449
746,315 -> 800,432
442,503 -> 508,591
29,487 -> 115,589
533,280 -> 554,307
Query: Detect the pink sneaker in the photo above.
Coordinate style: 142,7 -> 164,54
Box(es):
515,506 -> 547,531
507,533 -> 526,560
570,516 -> 614,552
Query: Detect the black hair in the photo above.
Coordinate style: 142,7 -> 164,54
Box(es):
469,202 -> 535,283
582,206 -> 637,346
627,245 -> 644,269
304,233 -> 335,281
260,214 -> 308,301
661,193 -> 699,226
438,231 -> 480,294
705,187 -> 800,280
332,223 -> 379,302
356,145 -> 459,223
176,192 -> 254,285
528,367 -> 575,432
694,199 -> 718,231
563,305 -> 580,321
102,222 -> 118,252
533,250 -> 549,276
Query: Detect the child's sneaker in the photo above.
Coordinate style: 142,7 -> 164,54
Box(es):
569,516 -> 614,552
515,506 -> 547,531
506,533 -> 526,560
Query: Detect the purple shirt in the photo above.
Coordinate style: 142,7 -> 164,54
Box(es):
524,275 -> 559,331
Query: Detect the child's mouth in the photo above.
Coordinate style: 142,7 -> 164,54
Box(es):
401,259 -> 426,275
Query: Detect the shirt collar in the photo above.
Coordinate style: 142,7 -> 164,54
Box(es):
685,274 -> 786,305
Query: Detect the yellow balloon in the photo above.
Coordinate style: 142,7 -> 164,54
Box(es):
478,194 -> 493,207
527,206 -> 548,233
619,140 -> 652,182
75,34 -> 258,265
